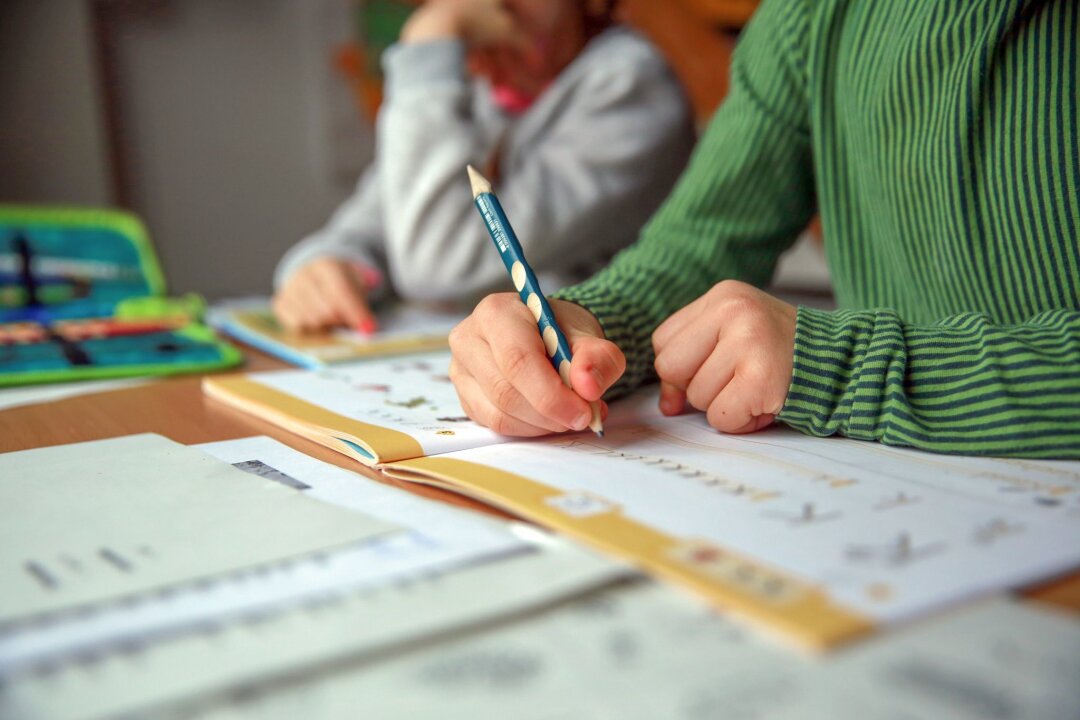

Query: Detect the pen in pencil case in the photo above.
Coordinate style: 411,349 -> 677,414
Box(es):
466,165 -> 604,437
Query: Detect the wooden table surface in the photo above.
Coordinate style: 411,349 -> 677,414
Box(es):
0,346 -> 505,519
2,346 -> 1077,614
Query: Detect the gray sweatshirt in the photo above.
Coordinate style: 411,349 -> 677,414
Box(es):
274,26 -> 695,305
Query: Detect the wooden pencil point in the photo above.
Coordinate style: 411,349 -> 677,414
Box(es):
466,165 -> 492,199
589,401 -> 604,437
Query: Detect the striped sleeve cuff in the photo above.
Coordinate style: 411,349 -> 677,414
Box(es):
777,306 -> 902,442
778,306 -> 1080,457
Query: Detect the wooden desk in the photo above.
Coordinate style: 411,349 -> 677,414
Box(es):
0,346 -> 504,518
1,347 -> 1077,614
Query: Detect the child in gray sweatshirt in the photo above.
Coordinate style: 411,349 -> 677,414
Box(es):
272,0 -> 694,333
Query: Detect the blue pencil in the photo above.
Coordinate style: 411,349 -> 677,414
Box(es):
467,165 -> 603,437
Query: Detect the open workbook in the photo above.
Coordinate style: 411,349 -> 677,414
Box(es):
204,352 -> 1080,650
207,300 -> 464,368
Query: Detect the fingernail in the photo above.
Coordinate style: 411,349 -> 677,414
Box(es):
589,366 -> 605,389
573,412 -> 591,431
356,318 -> 377,336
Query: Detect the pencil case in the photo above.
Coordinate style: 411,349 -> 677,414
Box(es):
0,205 -> 241,386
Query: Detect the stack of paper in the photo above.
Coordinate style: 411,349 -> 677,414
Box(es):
0,435 -> 624,720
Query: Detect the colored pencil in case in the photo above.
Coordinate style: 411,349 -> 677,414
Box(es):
466,165 -> 604,437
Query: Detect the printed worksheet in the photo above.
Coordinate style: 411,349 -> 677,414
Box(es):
205,352 -> 501,462
0,539 -> 624,720
385,412 -> 1080,646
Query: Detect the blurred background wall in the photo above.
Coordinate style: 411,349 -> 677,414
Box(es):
1,0 -> 371,300
1,1 -> 112,207
0,0 -> 829,304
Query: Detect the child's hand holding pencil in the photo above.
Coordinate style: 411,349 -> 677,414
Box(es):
449,293 -> 624,437
454,165 -> 624,437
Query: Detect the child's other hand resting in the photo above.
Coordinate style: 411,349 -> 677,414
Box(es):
272,257 -> 378,334
652,281 -> 796,434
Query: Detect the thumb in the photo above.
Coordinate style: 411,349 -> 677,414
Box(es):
552,299 -> 625,401
567,334 -> 625,402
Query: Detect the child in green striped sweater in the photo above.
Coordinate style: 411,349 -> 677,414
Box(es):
448,0 -> 1080,458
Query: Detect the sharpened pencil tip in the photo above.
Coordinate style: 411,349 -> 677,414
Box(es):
587,400 -> 604,438
466,164 -> 492,198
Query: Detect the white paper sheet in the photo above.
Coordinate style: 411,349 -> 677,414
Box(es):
156,586 -> 1080,720
0,536 -> 624,720
0,437 -> 529,673
0,434 -> 397,627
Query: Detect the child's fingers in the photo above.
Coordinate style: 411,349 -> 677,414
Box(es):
653,320 -> 716,395
454,294 -> 592,432
567,336 -> 625,402
489,324 -> 591,431
296,277 -> 339,329
272,296 -> 303,332
659,381 -> 686,416
453,354 -> 567,435
651,294 -> 707,354
684,346 -> 736,414
307,261 -> 377,333
342,264 -> 379,333
707,375 -> 774,434
331,288 -> 376,335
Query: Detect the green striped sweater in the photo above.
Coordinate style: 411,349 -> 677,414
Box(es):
555,0 -> 1080,458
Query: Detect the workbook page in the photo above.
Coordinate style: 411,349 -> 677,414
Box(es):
409,413 -> 1080,628
249,352 -> 502,458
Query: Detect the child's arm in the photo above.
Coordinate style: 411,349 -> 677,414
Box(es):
554,0 -> 815,393
271,165 -> 387,332
556,0 -> 1080,458
273,164 -> 387,302
376,30 -> 695,301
